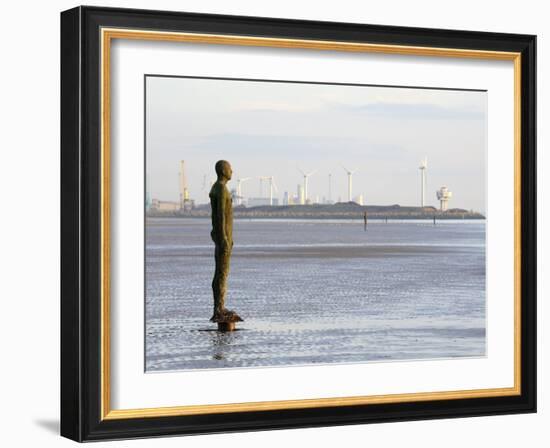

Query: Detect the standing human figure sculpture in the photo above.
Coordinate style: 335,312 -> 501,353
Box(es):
209,160 -> 242,328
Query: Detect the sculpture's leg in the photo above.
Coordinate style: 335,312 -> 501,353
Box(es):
212,246 -> 231,317
212,247 -> 222,315
217,248 -> 230,311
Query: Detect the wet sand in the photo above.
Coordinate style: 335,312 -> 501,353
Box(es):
146,218 -> 486,371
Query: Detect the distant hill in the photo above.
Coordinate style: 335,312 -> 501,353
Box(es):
147,202 -> 485,220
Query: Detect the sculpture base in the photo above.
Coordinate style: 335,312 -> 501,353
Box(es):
210,309 -> 243,332
217,321 -> 236,332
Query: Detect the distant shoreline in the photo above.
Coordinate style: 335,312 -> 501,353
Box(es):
146,214 -> 485,221
146,202 -> 485,220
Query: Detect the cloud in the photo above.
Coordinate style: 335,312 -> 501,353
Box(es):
188,133 -> 407,160
333,101 -> 485,120
234,100 -> 320,114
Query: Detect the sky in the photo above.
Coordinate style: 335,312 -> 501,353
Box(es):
145,76 -> 487,212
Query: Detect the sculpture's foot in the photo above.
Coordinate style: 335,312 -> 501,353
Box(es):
210,308 -> 243,324
217,321 -> 236,332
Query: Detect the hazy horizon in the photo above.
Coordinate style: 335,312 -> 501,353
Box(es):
145,76 -> 487,213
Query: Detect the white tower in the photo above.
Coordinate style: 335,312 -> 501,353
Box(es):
235,177 -> 251,206
419,157 -> 427,207
259,176 -> 278,206
436,186 -> 453,211
342,165 -> 355,202
298,168 -> 316,204
297,184 -> 304,205
179,160 -> 190,209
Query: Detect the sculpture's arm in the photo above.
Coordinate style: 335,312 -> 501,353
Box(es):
217,187 -> 229,249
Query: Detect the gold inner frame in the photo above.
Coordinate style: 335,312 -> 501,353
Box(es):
100,27 -> 522,420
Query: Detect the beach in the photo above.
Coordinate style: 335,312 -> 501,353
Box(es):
145,218 -> 486,371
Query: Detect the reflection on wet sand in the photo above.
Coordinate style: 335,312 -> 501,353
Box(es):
145,219 -> 486,372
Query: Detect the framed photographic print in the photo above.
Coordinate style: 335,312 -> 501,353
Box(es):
60,6 -> 536,442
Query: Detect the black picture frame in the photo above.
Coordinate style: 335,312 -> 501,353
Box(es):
61,5 -> 536,442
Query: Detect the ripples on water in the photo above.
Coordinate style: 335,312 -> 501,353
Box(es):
146,218 -> 486,372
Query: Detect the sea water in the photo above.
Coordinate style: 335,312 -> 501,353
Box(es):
145,218 -> 486,371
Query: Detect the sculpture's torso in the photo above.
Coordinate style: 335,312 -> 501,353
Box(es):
209,181 -> 233,246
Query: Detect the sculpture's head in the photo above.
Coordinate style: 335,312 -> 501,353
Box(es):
215,160 -> 232,181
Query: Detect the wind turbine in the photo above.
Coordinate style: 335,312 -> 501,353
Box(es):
419,157 -> 427,208
341,165 -> 356,202
298,168 -> 316,205
236,177 -> 251,206
259,176 -> 278,206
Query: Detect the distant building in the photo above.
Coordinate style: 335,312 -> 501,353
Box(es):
182,199 -> 195,211
283,191 -> 290,205
176,199 -> 194,212
436,186 -> 453,211
151,198 -> 179,212
297,184 -> 305,205
179,160 -> 193,210
353,194 -> 364,206
248,197 -> 278,207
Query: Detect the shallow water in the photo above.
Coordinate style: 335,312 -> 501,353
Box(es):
145,218 -> 486,371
